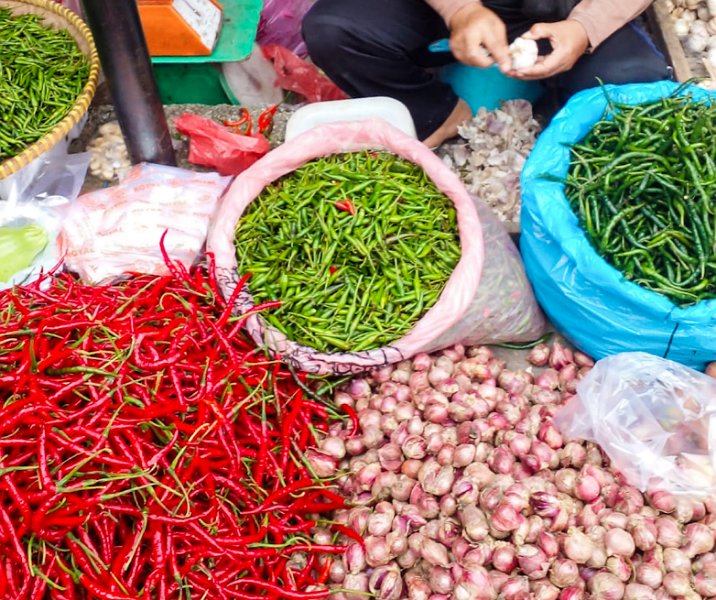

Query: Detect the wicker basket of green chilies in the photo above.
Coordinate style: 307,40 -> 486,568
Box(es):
0,0 -> 100,181
207,119 -> 545,375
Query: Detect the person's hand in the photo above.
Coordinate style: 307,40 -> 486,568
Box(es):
448,2 -> 511,72
509,20 -> 589,80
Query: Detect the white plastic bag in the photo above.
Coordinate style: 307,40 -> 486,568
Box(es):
61,163 -> 231,283
208,119 -> 546,375
555,352 -> 716,498
0,151 -> 89,289
0,198 -> 68,290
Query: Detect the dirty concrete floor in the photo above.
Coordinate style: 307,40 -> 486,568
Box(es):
72,102 -> 297,192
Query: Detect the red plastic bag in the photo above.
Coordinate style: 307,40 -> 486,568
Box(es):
174,113 -> 270,176
262,44 -> 348,103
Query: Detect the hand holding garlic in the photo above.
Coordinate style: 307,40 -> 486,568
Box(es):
508,20 -> 589,79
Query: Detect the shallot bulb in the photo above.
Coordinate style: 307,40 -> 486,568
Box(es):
492,543 -> 518,573
588,572 -> 625,600
681,522 -> 715,557
623,583 -> 656,600
549,558 -> 580,588
516,545 -> 550,579
562,528 -> 594,564
636,562 -> 663,589
604,528 -> 635,558
662,572 -> 691,597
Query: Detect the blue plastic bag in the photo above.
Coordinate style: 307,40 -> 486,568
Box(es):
520,81 -> 716,371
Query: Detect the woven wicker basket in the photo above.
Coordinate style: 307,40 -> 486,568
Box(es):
0,0 -> 100,180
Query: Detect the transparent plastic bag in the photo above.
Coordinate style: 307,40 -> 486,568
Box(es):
0,151 -> 89,289
61,163 -> 231,283
207,118 -> 545,375
554,352 -> 716,498
256,0 -> 313,57
0,197 -> 68,290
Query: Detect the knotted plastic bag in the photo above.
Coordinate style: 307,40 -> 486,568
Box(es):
174,113 -> 270,176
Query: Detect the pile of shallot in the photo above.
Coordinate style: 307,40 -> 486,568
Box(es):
310,342 -> 716,600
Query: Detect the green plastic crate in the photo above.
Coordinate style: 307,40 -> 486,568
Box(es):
151,0 -> 262,105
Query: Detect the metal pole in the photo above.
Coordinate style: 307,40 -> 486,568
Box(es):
81,0 -> 176,166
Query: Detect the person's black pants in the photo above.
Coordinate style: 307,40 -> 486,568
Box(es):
302,0 -> 672,139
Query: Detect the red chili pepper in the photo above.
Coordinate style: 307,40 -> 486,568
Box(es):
340,402 -> 361,437
79,574 -> 136,600
230,578 -> 329,599
316,557 -> 333,585
334,198 -> 356,215
257,104 -> 277,136
330,523 -> 364,547
224,107 -> 253,135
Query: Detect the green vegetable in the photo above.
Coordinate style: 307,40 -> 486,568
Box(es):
562,85 -> 716,306
0,8 -> 90,160
234,151 -> 462,353
0,223 -> 48,282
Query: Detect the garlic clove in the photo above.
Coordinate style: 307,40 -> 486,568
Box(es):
509,37 -> 539,71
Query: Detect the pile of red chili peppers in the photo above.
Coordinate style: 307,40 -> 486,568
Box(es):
0,257 -> 350,599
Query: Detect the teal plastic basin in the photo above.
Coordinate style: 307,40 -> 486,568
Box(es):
429,39 -> 543,113
441,63 -> 543,113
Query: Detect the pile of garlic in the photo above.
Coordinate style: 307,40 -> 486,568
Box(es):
667,0 -> 716,69
440,100 -> 541,226
87,122 -> 131,182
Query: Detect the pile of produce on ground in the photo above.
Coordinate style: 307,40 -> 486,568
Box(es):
0,257 -> 351,599
666,0 -> 716,73
563,89 -> 716,306
440,100 -> 541,226
317,341 -> 716,600
235,151 -> 461,353
0,8 -> 90,160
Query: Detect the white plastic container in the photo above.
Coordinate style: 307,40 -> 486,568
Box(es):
284,96 -> 417,141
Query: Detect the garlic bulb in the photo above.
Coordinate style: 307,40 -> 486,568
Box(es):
708,0 -> 716,17
683,9 -> 697,22
690,19 -> 709,36
665,0 -> 676,11
87,122 -> 132,182
685,0 -> 700,10
509,37 -> 538,70
698,6 -> 711,21
708,45 -> 716,68
685,31 -> 709,52
674,17 -> 691,36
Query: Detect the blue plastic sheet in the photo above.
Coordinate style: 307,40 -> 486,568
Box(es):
520,81 -> 716,371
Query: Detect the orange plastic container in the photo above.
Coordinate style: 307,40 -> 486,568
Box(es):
138,0 -> 223,57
